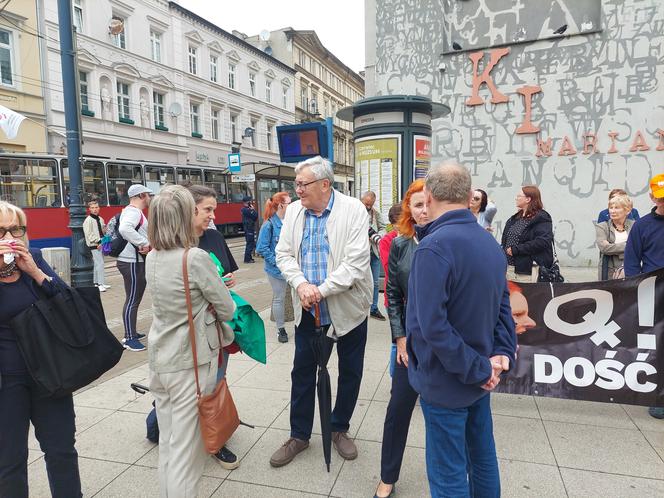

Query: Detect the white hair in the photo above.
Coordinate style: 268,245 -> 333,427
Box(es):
295,156 -> 334,183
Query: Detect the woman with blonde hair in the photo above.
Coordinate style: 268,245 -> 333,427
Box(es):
374,179 -> 428,498
595,193 -> 635,280
0,201 -> 82,497
256,191 -> 292,343
146,185 -> 235,496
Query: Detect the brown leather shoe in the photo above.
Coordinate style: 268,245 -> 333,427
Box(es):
332,431 -> 358,460
269,437 -> 309,467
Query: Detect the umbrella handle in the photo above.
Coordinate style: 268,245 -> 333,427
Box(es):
314,303 -> 321,328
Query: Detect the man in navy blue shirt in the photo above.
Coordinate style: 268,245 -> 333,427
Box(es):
406,162 -> 516,498
624,173 -> 664,419
241,196 -> 258,263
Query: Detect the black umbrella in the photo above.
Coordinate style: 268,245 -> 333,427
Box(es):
312,303 -> 334,472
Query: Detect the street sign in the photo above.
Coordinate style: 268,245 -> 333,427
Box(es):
231,174 -> 255,183
228,153 -> 241,172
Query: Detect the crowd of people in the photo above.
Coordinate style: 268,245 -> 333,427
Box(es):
1,156 -> 663,497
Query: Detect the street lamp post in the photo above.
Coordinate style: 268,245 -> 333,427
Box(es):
57,0 -> 93,287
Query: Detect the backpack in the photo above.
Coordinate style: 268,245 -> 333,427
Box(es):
104,212 -> 144,258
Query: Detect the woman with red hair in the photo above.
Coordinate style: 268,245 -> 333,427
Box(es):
256,192 -> 292,343
374,179 -> 428,498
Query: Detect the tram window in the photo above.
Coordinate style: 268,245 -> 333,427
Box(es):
228,182 -> 253,203
144,165 -> 175,194
0,157 -> 60,208
176,167 -> 203,185
203,170 -> 228,202
61,160 -> 108,206
107,163 -> 142,206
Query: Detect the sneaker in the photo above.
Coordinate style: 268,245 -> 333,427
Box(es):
213,445 -> 240,470
370,309 -> 386,321
277,328 -> 288,343
269,437 -> 309,467
332,431 -> 358,460
98,284 -> 107,292
123,339 -> 146,352
648,407 -> 664,419
121,333 -> 146,344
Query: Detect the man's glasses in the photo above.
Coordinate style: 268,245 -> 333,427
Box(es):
0,226 -> 26,238
295,178 -> 323,191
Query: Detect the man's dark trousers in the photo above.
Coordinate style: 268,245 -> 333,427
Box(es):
290,309 -> 368,440
244,230 -> 255,262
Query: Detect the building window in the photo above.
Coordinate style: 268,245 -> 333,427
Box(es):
228,63 -> 236,89
153,91 -> 165,128
267,123 -> 274,151
150,30 -> 161,63
298,49 -> 306,67
0,29 -> 13,86
79,71 -> 89,111
111,15 -> 126,49
73,0 -> 83,32
265,80 -> 272,103
188,46 -> 197,75
250,119 -> 258,147
231,114 -> 238,142
190,103 -> 200,135
282,86 -> 288,109
324,98 -> 329,117
211,109 -> 220,140
249,73 -> 256,97
116,81 -> 131,121
209,55 -> 218,82
300,87 -> 307,110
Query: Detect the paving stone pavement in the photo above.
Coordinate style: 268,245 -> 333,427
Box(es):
26,251 -> 664,497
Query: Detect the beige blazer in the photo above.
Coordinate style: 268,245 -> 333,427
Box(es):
146,247 -> 236,373
594,218 -> 635,279
276,190 -> 373,337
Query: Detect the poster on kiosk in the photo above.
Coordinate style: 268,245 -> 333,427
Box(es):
354,134 -> 401,221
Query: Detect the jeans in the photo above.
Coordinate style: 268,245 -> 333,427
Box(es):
420,394 -> 500,498
244,231 -> 255,262
117,261 -> 147,341
91,248 -> 106,286
216,349 -> 230,383
0,373 -> 82,498
370,252 -> 381,312
389,343 -> 397,378
267,274 -> 288,329
380,361 -> 419,484
290,310 -> 367,440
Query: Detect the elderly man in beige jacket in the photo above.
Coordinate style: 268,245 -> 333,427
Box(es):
270,156 -> 373,468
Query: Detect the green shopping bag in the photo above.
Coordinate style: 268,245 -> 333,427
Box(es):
209,253 -> 267,364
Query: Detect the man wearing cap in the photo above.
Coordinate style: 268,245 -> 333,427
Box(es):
117,184 -> 152,352
624,173 -> 664,419
241,196 -> 258,263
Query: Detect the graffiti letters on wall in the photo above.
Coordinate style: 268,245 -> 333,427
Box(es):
373,0 -> 664,266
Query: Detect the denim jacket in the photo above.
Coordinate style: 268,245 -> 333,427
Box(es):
256,214 -> 283,279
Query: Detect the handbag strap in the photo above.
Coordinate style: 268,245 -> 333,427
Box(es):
314,302 -> 321,328
183,248 -> 202,398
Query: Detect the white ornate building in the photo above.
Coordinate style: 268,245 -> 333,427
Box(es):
40,0 -> 295,175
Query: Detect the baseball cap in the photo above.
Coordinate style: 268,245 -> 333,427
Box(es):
242,195 -> 253,202
127,184 -> 154,198
650,174 -> 664,199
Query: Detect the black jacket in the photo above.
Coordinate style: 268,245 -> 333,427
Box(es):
386,235 -> 417,342
501,209 -> 554,274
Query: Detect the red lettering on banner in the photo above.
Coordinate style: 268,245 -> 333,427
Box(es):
582,132 -> 598,155
558,136 -> 577,156
535,137 -> 553,157
629,130 -> 651,152
515,85 -> 542,134
607,132 -> 619,153
657,129 -> 664,151
465,48 -> 510,106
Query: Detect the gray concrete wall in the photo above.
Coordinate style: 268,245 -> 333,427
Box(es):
365,0 -> 664,266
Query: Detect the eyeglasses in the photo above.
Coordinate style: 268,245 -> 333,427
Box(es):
0,226 -> 26,238
295,178 -> 323,191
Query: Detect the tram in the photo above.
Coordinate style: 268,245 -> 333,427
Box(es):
0,153 -> 250,248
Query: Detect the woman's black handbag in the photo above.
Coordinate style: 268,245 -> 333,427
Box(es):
537,242 -> 565,283
10,286 -> 124,397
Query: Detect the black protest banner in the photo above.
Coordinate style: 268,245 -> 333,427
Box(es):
496,269 -> 664,407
